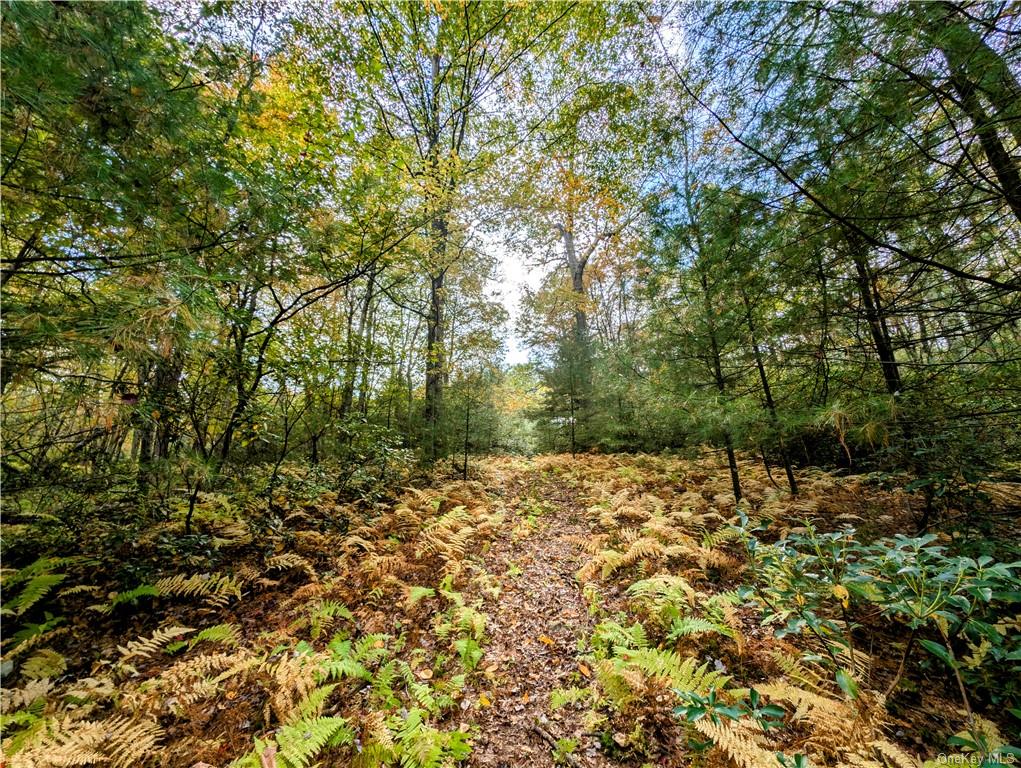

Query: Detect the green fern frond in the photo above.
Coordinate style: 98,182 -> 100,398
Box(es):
287,684 -> 339,724
550,686 -> 593,710
590,619 -> 648,655
20,648 -> 67,680
274,716 -> 353,768
618,647 -> 730,694
189,623 -> 241,649
667,616 -> 734,643
92,584 -> 159,613
2,574 -> 66,617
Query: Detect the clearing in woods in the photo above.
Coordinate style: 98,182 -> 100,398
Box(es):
3,453 -> 1016,768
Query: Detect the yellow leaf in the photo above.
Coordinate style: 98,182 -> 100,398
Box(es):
538,635 -> 554,646
479,693 -> 491,707
832,584 -> 850,609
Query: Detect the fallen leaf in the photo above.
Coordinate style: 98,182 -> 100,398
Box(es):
415,668 -> 433,680
613,731 -> 628,746
538,635 -> 554,646
522,692 -> 530,703
479,693 -> 492,707
578,662 -> 591,677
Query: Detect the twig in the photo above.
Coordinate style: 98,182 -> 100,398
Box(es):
259,743 -> 278,768
531,719 -> 583,767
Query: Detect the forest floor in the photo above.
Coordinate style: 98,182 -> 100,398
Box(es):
2,453 -> 1016,768
466,462 -> 611,768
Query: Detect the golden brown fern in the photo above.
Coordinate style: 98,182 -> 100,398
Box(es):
266,552 -> 318,581
692,717 -> 776,768
117,625 -> 194,662
10,715 -> 163,768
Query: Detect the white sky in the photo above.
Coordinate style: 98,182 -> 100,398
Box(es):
482,232 -> 545,367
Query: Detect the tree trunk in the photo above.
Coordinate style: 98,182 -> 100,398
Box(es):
742,292 -> 798,496
462,385 -> 471,480
927,2 -> 1021,148
558,222 -> 590,345
423,48 -> 449,462
137,348 -> 183,492
949,71 -> 1021,224
705,287 -> 742,501
850,243 -> 902,397
357,291 -> 376,415
424,261 -> 447,461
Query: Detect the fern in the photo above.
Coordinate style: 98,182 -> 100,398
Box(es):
692,717 -> 778,768
590,619 -> 648,655
627,574 -> 697,627
452,637 -> 483,671
2,574 -> 66,617
93,583 -> 160,613
667,616 -> 735,643
407,586 -> 436,606
155,572 -> 242,606
617,647 -> 729,694
319,634 -> 390,682
275,716 -> 353,767
232,717 -> 353,768
550,686 -> 593,710
392,708 -> 473,768
118,625 -> 195,661
20,648 -> 67,679
187,622 -> 241,649
295,600 -> 353,641
267,553 -> 318,581
288,684 -> 338,724
12,715 -> 164,768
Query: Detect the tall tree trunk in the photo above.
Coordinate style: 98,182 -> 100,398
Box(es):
558,222 -> 590,345
137,347 -> 183,492
423,49 -> 449,462
813,253 -> 831,406
462,383 -> 471,480
742,292 -> 798,496
927,2 -> 1021,148
949,71 -> 1021,224
424,261 -> 447,460
850,242 -> 903,396
703,274 -> 742,502
357,293 -> 376,415
711,339 -> 742,503
342,275 -> 375,418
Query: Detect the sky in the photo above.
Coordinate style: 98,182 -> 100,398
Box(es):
483,232 -> 545,367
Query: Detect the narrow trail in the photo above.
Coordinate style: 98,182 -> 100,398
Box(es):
468,463 -> 610,768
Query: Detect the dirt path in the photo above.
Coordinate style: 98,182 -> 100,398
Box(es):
468,462 -> 611,768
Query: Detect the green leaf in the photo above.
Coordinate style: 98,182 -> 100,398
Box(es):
918,639 -> 954,668
835,668 -> 859,700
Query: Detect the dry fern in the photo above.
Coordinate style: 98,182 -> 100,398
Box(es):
9,715 -> 163,768
118,625 -> 194,662
693,717 -> 777,768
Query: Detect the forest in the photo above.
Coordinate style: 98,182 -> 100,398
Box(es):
1,1 -> 1020,766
